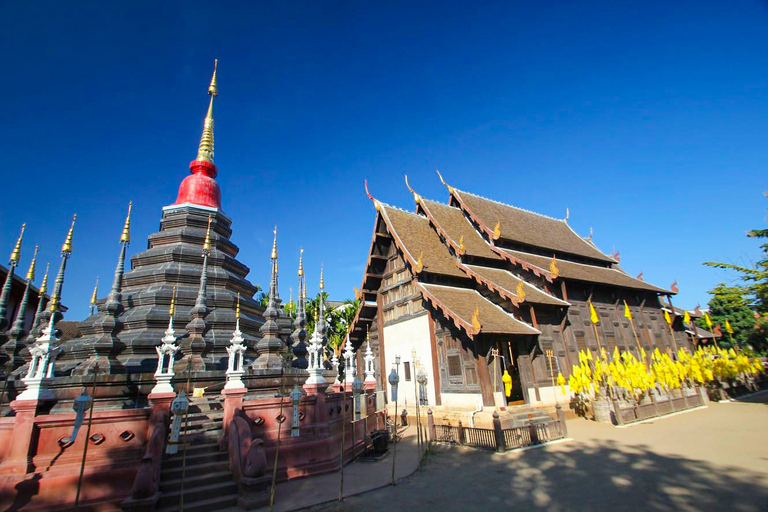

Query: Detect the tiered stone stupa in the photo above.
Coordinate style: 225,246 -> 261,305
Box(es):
61,61 -> 286,375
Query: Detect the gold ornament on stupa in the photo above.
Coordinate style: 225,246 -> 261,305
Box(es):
120,201 -> 133,243
9,223 -> 25,265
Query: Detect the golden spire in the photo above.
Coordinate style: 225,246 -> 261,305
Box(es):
38,263 -> 50,295
203,215 -> 213,252
319,263 -> 324,290
62,214 -> 77,254
236,292 -> 240,320
271,226 -> 278,260
120,201 -> 133,244
169,286 -> 176,317
298,247 -> 304,276
25,246 -> 39,281
302,279 -> 307,300
458,235 -> 466,256
196,59 -> 218,163
9,223 -> 25,264
90,276 -> 99,306
436,169 -> 454,194
404,175 -> 421,204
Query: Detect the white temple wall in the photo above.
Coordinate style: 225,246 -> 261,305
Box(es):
382,314 -> 436,407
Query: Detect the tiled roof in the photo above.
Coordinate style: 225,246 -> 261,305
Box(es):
500,249 -> 671,293
419,283 -> 540,335
452,189 -> 615,263
380,204 -> 466,279
419,199 -> 501,261
463,264 -> 569,307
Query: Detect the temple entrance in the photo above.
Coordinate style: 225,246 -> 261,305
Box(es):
500,338 -> 526,405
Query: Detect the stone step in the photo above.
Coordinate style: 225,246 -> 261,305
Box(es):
160,469 -> 233,493
163,449 -> 228,469
156,481 -> 239,511
161,460 -> 230,481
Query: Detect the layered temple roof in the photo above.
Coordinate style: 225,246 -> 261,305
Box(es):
351,174 -> 676,344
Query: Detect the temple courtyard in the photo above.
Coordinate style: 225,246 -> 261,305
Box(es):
310,393 -> 768,512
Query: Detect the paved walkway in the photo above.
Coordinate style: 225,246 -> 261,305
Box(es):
254,425 -> 423,512
314,393 -> 768,512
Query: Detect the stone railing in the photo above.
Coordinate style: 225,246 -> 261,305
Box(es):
612,388 -> 706,426
121,411 -> 167,510
429,406 -> 568,453
227,412 -> 270,509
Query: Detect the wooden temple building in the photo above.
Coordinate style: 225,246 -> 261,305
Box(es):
349,173 -> 708,417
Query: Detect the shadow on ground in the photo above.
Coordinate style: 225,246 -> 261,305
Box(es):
316,438 -> 768,512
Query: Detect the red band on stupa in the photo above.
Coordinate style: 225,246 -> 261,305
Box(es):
173,160 -> 222,209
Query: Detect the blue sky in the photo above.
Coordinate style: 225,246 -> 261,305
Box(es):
1,1 -> 766,320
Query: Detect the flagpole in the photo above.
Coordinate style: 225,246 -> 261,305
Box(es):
664,296 -> 681,355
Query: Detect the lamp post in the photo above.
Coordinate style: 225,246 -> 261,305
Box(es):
416,367 -> 428,462
411,350 -> 422,460
388,355 -> 400,485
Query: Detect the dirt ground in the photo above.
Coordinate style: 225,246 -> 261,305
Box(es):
316,393 -> 768,512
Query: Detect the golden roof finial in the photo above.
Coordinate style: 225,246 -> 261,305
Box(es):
236,292 -> 241,320
458,235 -> 466,256
39,263 -> 50,295
319,263 -> 324,290
515,280 -> 526,304
9,223 -> 25,264
470,306 -> 481,334
120,201 -> 133,244
203,215 -> 213,252
62,214 -> 77,254
298,247 -> 304,276
364,179 -> 381,211
169,286 -> 176,317
26,245 -> 39,281
435,169 -> 454,194
404,175 -> 421,204
549,255 -> 560,280
414,251 -> 424,273
492,221 -> 501,241
90,276 -> 99,306
196,59 -> 218,163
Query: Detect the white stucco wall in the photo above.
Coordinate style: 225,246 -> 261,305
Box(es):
382,314 -> 436,407
527,385 -> 575,405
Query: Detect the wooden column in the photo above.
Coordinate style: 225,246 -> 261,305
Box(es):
427,311 -> 442,406
475,339 -> 495,407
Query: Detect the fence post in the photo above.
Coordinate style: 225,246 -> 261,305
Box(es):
528,416 -> 539,445
649,391 -> 659,418
555,403 -> 568,437
612,399 -> 624,426
457,420 -> 464,446
427,409 -> 435,443
492,411 -> 505,453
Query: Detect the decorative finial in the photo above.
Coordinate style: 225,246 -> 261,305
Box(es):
62,214 -> 77,254
404,175 -> 421,204
39,263 -> 50,295
120,201 -> 132,244
549,255 -> 560,280
435,169 -> 454,194
9,223 -> 25,264
587,227 -> 593,240
565,207 -> 570,222
515,280 -> 526,304
90,276 -> 100,307
492,221 -> 501,241
414,251 -> 424,274
364,179 -> 381,211
196,59 -> 218,163
169,286 -> 176,317
271,225 -> 278,260
319,263 -> 324,290
203,215 -> 213,253
298,247 -> 304,276
470,306 -> 481,334
236,292 -> 240,320
671,280 -> 679,293
26,246 -> 39,281
637,271 -> 644,281
458,235 -> 466,256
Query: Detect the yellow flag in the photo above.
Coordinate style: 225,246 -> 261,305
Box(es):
192,387 -> 206,398
683,311 -> 691,325
664,309 -> 672,325
502,370 -> 512,397
725,319 -> 734,335
623,301 -> 632,320
557,372 -> 566,395
704,312 -> 713,328
589,301 -> 599,324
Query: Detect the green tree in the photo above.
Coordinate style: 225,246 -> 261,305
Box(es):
695,284 -> 757,350
304,293 -> 360,350
703,192 -> 768,354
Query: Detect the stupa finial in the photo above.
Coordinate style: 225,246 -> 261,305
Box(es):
39,263 -> 49,295
319,263 -> 324,291
9,223 -> 25,265
298,247 -> 304,276
26,246 -> 39,282
61,214 -> 76,255
203,215 -> 213,253
120,202 -> 132,244
196,59 -> 218,163
90,276 -> 99,313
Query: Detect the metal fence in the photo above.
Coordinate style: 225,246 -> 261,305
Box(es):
432,413 -> 567,453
